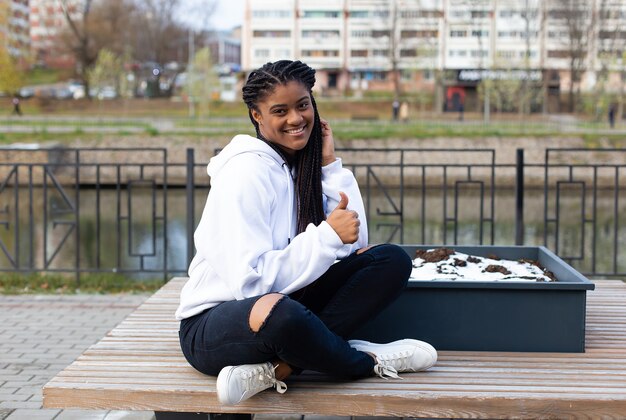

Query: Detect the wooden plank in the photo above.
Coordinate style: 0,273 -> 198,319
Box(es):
43,277 -> 626,418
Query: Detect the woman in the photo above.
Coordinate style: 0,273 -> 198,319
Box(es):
176,60 -> 437,406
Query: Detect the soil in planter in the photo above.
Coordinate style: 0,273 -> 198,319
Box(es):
411,248 -> 556,282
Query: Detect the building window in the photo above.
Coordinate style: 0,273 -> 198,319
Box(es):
519,50 -> 537,58
450,11 -> 467,19
276,49 -> 291,57
252,10 -> 291,18
450,30 -> 467,37
401,10 -> 442,19
302,10 -> 340,18
351,49 -> 368,57
600,30 -> 626,40
302,30 -> 340,39
400,49 -> 417,57
401,10 -> 420,19
496,50 -> 516,59
254,49 -> 270,58
372,30 -> 390,38
401,30 -> 438,38
472,30 -> 489,37
471,50 -> 488,58
499,10 -> 516,18
449,50 -> 467,57
373,49 -> 388,57
253,30 -> 291,38
547,50 -> 570,58
301,49 -> 339,57
548,30 -> 569,39
471,11 -> 490,18
349,10 -> 369,18
370,72 -> 387,81
549,9 -> 587,20
351,30 -> 370,38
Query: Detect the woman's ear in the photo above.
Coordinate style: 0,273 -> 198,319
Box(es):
251,109 -> 263,125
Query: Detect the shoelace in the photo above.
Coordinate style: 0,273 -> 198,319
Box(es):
373,363 -> 401,379
373,349 -> 413,379
242,363 -> 287,394
378,349 -> 412,372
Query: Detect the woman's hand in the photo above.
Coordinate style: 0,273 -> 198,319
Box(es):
320,119 -> 336,166
326,192 -> 359,244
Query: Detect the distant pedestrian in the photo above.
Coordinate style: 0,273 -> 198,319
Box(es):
392,99 -> 400,121
608,104 -> 616,128
11,95 -> 22,116
458,103 -> 464,121
399,101 -> 409,123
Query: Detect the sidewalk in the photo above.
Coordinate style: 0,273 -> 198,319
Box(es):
0,293 -> 154,420
0,294 -> 396,420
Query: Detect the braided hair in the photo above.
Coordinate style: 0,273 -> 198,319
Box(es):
242,60 -> 325,234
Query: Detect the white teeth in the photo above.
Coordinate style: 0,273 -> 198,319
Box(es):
285,126 -> 305,134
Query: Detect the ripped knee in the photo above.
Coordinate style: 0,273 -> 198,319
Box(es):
249,293 -> 285,333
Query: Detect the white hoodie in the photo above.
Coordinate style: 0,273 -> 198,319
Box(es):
175,134 -> 368,320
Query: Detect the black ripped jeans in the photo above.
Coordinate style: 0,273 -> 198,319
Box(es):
178,244 -> 411,378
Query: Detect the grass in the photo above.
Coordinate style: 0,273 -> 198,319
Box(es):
0,272 -> 164,295
1,96 -> 625,144
23,68 -> 71,86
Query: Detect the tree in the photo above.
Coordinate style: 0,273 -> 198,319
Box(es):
185,47 -> 219,118
519,0 -> 544,116
59,0 -> 97,98
87,49 -> 124,98
389,0 -> 401,99
550,0 -> 596,112
594,0 -> 626,122
0,45 -> 23,95
133,0 -> 188,64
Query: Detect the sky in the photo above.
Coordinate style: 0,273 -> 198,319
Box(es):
212,0 -> 244,30
181,0 -> 244,31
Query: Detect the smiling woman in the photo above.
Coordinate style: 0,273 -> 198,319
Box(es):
176,59 -> 437,407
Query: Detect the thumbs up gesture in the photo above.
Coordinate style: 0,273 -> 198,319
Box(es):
327,192 -> 360,244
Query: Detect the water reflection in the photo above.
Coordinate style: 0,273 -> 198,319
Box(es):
0,187 -> 624,278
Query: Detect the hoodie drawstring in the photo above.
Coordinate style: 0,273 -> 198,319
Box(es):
282,162 -> 295,244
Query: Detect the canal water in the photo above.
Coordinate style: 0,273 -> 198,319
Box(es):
1,187 -> 624,278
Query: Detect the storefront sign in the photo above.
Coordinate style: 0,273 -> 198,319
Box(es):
458,69 -> 542,82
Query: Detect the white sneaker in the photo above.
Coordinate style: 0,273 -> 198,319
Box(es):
216,362 -> 287,405
349,339 -> 437,379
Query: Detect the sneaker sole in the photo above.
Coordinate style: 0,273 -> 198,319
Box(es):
216,365 -> 238,405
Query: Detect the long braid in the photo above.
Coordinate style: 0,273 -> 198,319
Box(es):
242,61 -> 325,234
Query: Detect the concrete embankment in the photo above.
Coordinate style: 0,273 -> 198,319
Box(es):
1,135 -> 623,187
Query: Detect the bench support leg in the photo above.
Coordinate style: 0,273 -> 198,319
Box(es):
154,412 -> 209,419
154,413 -> 253,420
209,414 -> 253,420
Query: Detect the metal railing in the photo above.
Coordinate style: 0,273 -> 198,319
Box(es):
0,147 -> 624,281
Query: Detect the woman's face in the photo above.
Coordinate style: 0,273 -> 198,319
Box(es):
250,81 -> 314,157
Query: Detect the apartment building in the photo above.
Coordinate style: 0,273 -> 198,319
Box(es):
0,0 -> 30,67
29,0 -> 82,68
244,0 -> 626,111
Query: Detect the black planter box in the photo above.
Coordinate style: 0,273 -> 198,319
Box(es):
350,245 -> 595,353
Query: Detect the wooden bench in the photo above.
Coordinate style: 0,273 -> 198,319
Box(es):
43,277 -> 626,419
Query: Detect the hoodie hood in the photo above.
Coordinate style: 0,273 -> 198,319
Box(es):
208,134 -> 285,180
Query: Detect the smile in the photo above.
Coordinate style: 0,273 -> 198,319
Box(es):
284,125 -> 307,135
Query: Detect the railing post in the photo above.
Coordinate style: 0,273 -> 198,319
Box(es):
186,148 -> 195,269
515,148 -> 524,245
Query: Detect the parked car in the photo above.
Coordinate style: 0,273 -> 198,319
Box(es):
89,86 -> 117,100
18,87 -> 35,98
